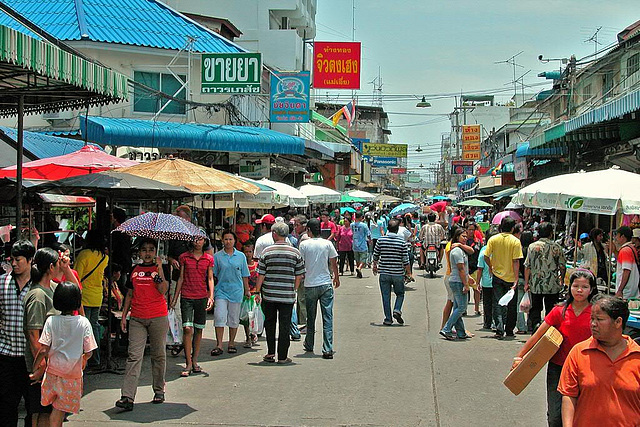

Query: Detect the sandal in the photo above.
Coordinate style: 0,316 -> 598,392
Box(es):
276,357 -> 292,365
210,347 -> 223,356
180,369 -> 190,377
263,354 -> 275,363
152,393 -> 165,404
227,346 -> 237,354
243,340 -> 252,348
191,366 -> 202,374
115,397 -> 134,411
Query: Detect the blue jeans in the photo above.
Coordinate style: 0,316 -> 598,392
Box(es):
84,306 -> 101,366
442,281 -> 467,337
304,284 -> 334,354
379,274 -> 405,322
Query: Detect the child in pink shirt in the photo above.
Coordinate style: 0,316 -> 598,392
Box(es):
30,282 -> 97,426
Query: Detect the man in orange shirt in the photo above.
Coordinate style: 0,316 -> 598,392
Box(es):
558,294 -> 640,427
235,212 -> 254,250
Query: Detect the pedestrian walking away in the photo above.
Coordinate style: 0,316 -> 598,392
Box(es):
117,238 -> 169,411
255,222 -> 305,364
299,218 -> 340,359
351,212 -> 371,278
372,218 -> 412,326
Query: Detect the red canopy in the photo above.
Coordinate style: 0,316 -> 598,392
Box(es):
0,145 -> 137,180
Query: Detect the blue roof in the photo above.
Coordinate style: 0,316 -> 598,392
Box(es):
457,176 -> 477,189
0,0 -> 244,53
80,117 -> 306,155
0,126 -> 88,159
0,9 -> 41,39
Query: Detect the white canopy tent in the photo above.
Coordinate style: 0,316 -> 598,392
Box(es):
260,179 -> 309,207
347,190 -> 376,201
298,184 -> 342,204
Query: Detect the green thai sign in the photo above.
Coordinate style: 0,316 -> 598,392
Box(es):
201,52 -> 262,94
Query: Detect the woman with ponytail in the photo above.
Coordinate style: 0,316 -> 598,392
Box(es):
24,248 -> 79,426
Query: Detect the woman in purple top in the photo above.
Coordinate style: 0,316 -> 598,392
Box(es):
336,216 -> 355,275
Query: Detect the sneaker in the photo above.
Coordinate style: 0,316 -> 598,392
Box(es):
115,397 -> 134,411
382,319 -> 393,326
439,330 -> 455,341
356,269 -> 363,278
322,352 -> 334,359
392,310 -> 404,325
290,335 -> 301,341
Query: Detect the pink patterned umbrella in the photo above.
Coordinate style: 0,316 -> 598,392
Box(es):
491,210 -> 522,225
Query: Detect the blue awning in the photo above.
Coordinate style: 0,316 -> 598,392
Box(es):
0,126 -> 88,159
566,88 -> 640,132
515,142 -> 567,158
457,176 -> 477,189
80,117 -> 305,155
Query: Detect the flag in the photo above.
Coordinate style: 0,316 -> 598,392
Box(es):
491,160 -> 504,177
331,100 -> 356,127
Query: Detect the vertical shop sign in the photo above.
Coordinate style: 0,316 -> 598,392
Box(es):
313,42 -> 361,89
270,71 -> 310,123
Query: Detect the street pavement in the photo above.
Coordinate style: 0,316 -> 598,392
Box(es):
65,267 -> 547,427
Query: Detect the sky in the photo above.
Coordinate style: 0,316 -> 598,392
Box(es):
315,0 -> 640,175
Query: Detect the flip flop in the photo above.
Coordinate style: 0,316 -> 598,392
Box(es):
276,357 -> 292,365
210,347 -> 223,356
191,366 -> 202,374
227,346 -> 237,354
180,370 -> 190,377
263,354 -> 275,363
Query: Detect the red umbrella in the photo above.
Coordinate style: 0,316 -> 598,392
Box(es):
0,145 -> 137,180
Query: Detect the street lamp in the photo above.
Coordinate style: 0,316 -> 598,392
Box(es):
416,96 -> 431,108
416,145 -> 423,152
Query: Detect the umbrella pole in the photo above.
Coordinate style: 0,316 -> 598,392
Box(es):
212,195 -> 216,250
573,212 -> 580,266
16,96 -> 24,239
102,196 -> 121,374
608,214 -> 614,294
554,209 -> 558,240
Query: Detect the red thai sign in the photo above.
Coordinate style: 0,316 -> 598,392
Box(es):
313,42 -> 361,89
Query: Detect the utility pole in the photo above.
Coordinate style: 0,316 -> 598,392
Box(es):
584,27 -> 602,59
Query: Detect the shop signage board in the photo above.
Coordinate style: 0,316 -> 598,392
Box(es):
239,158 -> 270,179
370,167 -> 388,176
362,143 -> 408,158
462,124 -> 482,160
514,158 -> 528,181
269,71 -> 310,123
451,160 -> 474,175
371,157 -> 398,167
304,172 -> 324,183
313,41 -> 361,89
201,52 -> 262,94
391,168 -> 407,175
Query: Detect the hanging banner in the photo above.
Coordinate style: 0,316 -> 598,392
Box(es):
239,158 -> 270,179
313,42 -> 361,89
462,124 -> 482,160
451,160 -> 474,175
270,71 -> 310,123
363,143 -> 407,158
201,52 -> 262,94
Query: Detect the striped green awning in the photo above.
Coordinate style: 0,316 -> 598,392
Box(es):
0,24 -> 128,117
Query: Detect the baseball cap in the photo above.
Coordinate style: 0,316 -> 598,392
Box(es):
255,214 -> 276,224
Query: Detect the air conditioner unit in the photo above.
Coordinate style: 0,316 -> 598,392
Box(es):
42,111 -> 76,121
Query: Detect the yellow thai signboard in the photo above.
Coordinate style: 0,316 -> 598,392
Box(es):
362,143 -> 408,158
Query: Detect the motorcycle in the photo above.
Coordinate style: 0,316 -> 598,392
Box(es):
425,244 -> 439,278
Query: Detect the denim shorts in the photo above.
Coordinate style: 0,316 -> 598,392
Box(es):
354,251 -> 368,264
180,297 -> 208,329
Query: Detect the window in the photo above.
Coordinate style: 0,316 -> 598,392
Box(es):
602,71 -> 614,100
583,84 -> 592,102
133,71 -> 186,115
627,53 -> 640,78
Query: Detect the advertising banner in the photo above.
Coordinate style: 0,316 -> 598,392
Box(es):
270,71 -> 310,123
451,160 -> 474,175
371,157 -> 398,167
201,52 -> 262,94
239,158 -> 270,179
363,143 -> 408,158
391,168 -> 407,175
462,124 -> 482,160
313,42 -> 361,89
370,167 -> 388,176
514,158 -> 528,181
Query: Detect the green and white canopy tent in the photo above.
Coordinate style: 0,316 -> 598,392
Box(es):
0,24 -> 129,231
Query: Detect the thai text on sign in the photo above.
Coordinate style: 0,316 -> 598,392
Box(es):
362,143 -> 407,158
201,53 -> 262,94
313,42 -> 361,89
270,71 -> 310,123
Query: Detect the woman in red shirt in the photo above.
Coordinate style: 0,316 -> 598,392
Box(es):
116,238 -> 169,411
512,270 -> 596,427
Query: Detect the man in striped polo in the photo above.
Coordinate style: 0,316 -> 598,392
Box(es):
255,222 -> 305,364
372,219 -> 412,326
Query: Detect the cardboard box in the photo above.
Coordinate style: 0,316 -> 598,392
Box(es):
504,326 -> 563,395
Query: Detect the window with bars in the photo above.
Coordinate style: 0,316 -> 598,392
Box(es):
133,71 -> 187,115
627,53 -> 640,78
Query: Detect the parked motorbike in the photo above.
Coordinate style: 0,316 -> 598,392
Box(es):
425,244 -> 439,278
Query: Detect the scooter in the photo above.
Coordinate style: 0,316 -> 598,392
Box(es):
425,244 -> 439,278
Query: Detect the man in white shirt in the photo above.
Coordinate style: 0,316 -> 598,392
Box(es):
298,218 -> 340,359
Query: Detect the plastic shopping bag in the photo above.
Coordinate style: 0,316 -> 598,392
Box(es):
498,289 -> 515,306
239,295 -> 255,327
519,292 -> 532,313
251,305 -> 264,335
167,309 -> 183,345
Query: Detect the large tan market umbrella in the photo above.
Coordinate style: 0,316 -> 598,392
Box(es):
119,158 -> 260,195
